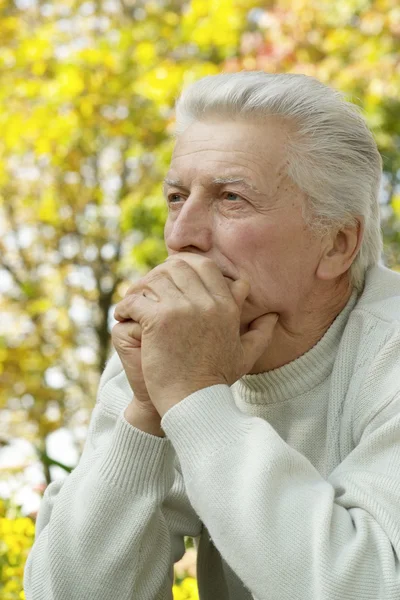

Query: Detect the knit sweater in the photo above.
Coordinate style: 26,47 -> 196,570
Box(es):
24,263 -> 400,600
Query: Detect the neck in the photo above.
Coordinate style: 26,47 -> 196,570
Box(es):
249,277 -> 354,375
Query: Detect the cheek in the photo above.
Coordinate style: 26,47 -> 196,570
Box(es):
231,221 -> 312,308
222,224 -> 281,305
229,222 -> 288,271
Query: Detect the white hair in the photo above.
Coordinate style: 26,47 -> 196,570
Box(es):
173,71 -> 383,292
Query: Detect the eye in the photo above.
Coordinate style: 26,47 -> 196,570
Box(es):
167,193 -> 184,204
224,192 -> 243,202
166,191 -> 245,204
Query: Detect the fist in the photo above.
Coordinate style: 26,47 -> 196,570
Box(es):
112,318 -> 159,418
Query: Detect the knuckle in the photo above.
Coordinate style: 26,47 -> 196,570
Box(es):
145,267 -> 164,281
171,258 -> 191,270
158,301 -> 188,322
125,292 -> 140,306
201,299 -> 217,315
125,271 -> 158,297
124,285 -> 135,298
125,279 -> 144,297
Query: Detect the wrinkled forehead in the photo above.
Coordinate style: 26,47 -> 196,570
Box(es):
169,119 -> 289,189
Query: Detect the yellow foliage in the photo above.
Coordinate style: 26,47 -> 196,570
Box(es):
164,12 -> 180,26
3,114 -> 26,150
182,0 -> 257,51
173,577 -> 199,599
134,42 -> 157,64
80,97 -> 94,118
78,47 -> 117,70
392,195 -> 400,219
35,136 -> 52,155
323,29 -> 353,53
0,516 -> 35,600
55,67 -> 85,98
180,62 -> 220,87
0,511 -> 196,600
38,191 -> 60,225
133,61 -> 184,103
131,237 -> 168,270
27,299 -> 53,317
18,37 -> 52,62
20,356 -> 45,372
0,16 -> 19,40
180,577 -> 199,597
31,60 -> 47,77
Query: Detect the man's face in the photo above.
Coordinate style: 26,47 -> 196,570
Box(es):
163,118 -> 325,328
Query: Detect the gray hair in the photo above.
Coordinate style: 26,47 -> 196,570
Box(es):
173,71 -> 383,292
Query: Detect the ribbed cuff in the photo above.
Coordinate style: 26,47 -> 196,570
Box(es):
161,384 -> 253,481
98,410 -> 175,496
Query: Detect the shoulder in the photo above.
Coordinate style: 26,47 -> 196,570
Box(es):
340,264 -> 400,440
343,263 -> 400,359
355,263 -> 400,322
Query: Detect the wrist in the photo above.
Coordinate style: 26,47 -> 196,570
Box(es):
154,381 -> 226,418
124,402 -> 165,438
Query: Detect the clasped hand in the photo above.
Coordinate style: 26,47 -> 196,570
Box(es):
113,253 -> 278,418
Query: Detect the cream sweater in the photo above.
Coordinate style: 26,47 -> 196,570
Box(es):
24,263 -> 400,600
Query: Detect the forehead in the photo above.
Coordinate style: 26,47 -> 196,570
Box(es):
169,119 -> 288,184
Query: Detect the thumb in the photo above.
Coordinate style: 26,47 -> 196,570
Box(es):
125,320 -> 143,348
240,313 -> 279,372
228,279 -> 251,311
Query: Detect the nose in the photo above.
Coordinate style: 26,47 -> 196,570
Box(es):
165,196 -> 213,254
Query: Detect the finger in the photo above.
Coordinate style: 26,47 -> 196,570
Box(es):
124,263 -> 206,302
228,279 -> 251,310
143,273 -> 185,303
112,320 -> 143,348
166,253 -> 231,299
240,313 -> 279,372
114,294 -> 153,324
124,273 -> 177,301
161,258 -> 213,302
127,320 -> 142,343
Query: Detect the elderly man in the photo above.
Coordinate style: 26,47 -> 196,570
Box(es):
24,72 -> 400,600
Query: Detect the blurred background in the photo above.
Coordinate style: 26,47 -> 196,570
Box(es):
0,0 -> 399,598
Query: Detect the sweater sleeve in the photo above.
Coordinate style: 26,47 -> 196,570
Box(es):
160,384 -> 400,600
23,353 -> 202,600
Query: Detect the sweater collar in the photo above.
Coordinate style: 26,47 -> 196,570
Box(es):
232,288 -> 359,405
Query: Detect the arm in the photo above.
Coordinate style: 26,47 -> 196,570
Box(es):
24,353 -> 202,600
161,384 -> 400,600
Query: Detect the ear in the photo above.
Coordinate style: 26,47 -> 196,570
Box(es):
316,217 -> 364,282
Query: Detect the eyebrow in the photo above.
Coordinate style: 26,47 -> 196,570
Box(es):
163,176 -> 263,196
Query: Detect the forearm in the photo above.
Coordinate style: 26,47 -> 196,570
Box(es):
24,409 -> 176,600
